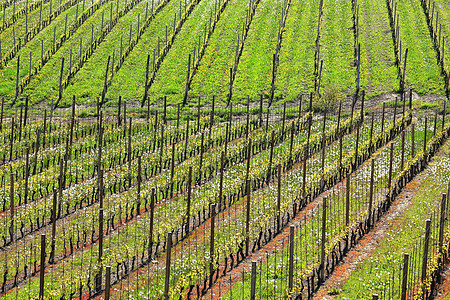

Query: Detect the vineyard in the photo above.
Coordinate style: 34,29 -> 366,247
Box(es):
0,0 -> 448,106
1,0 -> 450,297
0,95 -> 446,300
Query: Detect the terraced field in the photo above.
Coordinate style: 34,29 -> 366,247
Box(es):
1,0 -> 450,298
1,0 -> 448,107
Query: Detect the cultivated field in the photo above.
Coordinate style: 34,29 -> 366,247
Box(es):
1,0 -> 450,298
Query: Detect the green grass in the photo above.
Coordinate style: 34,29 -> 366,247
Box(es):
16,0 -> 128,104
63,0 -> 153,104
273,0 -> 318,101
319,0 -> 355,95
0,0 -> 89,101
231,0 -> 284,102
188,0 -> 251,104
358,0 -> 399,98
106,0 -> 186,105
397,0 -> 443,94
433,0 -> 450,74
146,0 -> 217,104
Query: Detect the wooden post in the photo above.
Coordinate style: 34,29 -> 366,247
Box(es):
9,118 -> 14,161
277,164 -> 282,232
268,131 -> 275,183
370,112 -> 374,144
96,208 -> 104,292
24,148 -> 29,204
368,159 -> 375,226
159,126 -> 164,172
411,123 -> 415,157
197,97 -> 200,132
149,188 -> 155,257
289,122 -> 295,162
164,232 -> 173,300
250,261 -> 257,300
101,56 -> 110,105
184,115 -> 189,158
105,266 -> 111,300
282,102 -> 286,139
118,96 -> 122,126
42,110 -> 47,148
381,102 -> 385,133
321,111 -> 327,173
337,100 -> 342,136
198,133 -> 204,184
245,179 -> 251,256
393,98 -> 397,125
154,109 -> 159,132
18,105 -> 22,141
339,134 -> 343,177
402,91 -> 406,116
128,118 -> 132,166
9,172 -> 14,243
246,138 -> 252,181
170,143 -> 175,195
421,220 -> 431,291
137,156 -> 141,215
97,120 -> 103,184
185,167 -> 192,234
177,103 -> 180,129
288,225 -> 295,290
33,129 -> 40,175
388,143 -> 394,189
183,54 -> 191,105
70,96 -> 76,147
401,130 -> 405,170
163,96 -> 167,125
434,110 -> 438,136
346,174 -> 350,226
0,98 -> 3,132
360,90 -> 365,121
354,125 -> 360,165
266,108 -> 270,131
210,96 -> 215,132
58,57 -> 64,105
224,123 -> 229,156
439,194 -> 447,252
320,197 -> 327,281
424,117 -> 428,154
49,190 -> 57,264
24,96 -> 28,127
401,253 -> 409,300
123,101 -> 127,137
219,151 -> 225,207
39,234 -> 46,300
443,101 -> 446,130
15,55 -> 20,103
204,203 -> 214,285
259,95 -> 263,127
57,158 -> 64,215
409,88 -> 412,110
321,129 -> 326,176
143,54 -> 150,104
246,97 -> 250,138
229,101 -> 233,130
